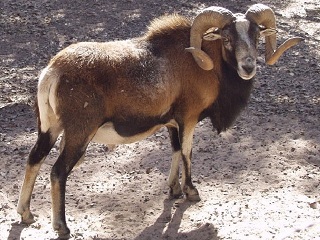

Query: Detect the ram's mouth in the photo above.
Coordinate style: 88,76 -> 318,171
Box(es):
237,67 -> 256,80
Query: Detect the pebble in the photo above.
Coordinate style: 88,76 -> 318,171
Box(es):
309,202 -> 318,209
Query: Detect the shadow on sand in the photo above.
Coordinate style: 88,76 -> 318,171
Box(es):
134,199 -> 219,240
89,198 -> 219,240
7,222 -> 27,240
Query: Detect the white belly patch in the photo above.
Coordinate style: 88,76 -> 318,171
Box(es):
92,122 -> 161,145
92,120 -> 178,145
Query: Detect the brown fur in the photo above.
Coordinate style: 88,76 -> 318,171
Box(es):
48,15 -> 221,128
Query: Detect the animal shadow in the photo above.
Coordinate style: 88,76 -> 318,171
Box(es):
134,199 -> 219,240
7,221 -> 28,240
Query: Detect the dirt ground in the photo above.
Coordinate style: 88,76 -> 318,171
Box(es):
0,0 -> 319,239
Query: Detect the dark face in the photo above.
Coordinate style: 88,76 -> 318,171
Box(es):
221,18 -> 260,80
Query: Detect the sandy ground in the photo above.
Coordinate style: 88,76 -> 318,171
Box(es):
0,0 -> 319,239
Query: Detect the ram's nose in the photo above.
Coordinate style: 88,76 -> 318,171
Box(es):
241,64 -> 255,75
238,57 -> 256,80
242,57 -> 255,74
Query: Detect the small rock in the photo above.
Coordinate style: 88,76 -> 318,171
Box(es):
309,202 -> 318,209
31,223 -> 41,229
75,232 -> 83,237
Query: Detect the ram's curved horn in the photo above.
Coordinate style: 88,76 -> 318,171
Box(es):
245,4 -> 303,65
186,7 -> 235,70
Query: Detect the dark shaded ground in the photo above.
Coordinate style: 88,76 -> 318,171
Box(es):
0,0 -> 319,239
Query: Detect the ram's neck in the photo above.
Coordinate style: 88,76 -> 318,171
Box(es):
205,61 -> 254,133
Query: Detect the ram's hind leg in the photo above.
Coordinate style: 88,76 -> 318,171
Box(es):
59,133 -> 85,168
17,128 -> 60,224
167,127 -> 183,199
51,129 -> 96,239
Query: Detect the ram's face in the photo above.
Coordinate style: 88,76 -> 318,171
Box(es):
221,18 -> 260,80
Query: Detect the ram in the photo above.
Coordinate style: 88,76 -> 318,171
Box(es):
17,4 -> 301,238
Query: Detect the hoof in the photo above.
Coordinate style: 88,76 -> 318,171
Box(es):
20,211 -> 36,225
169,192 -> 183,200
169,186 -> 183,200
54,222 -> 70,239
58,231 -> 71,240
184,186 -> 201,202
186,193 -> 201,202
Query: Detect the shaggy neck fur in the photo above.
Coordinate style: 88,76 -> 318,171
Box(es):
202,62 -> 254,133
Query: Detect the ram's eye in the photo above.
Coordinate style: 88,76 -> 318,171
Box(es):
222,37 -> 231,46
223,37 -> 230,43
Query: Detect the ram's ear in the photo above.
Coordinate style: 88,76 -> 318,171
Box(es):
260,27 -> 277,37
203,27 -> 222,41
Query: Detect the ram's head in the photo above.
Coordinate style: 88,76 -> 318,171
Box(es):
186,4 -> 303,80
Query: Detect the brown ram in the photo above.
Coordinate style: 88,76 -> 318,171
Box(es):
17,4 -> 302,238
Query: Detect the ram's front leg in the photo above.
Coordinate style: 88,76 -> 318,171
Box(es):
179,121 -> 201,202
167,127 -> 183,199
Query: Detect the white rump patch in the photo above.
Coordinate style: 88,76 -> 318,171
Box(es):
37,67 -> 61,133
